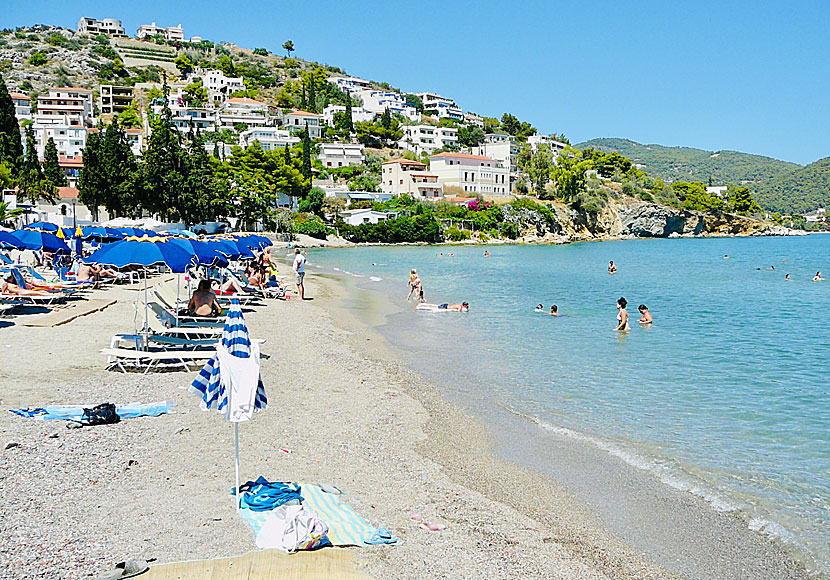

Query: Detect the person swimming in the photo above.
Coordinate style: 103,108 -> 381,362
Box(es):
638,304 -> 653,324
418,301 -> 469,312
484,250 -> 490,257
550,305 -> 559,316
535,304 -> 544,312
608,260 -> 617,274
785,274 -> 791,281
813,271 -> 824,281
615,297 -> 630,331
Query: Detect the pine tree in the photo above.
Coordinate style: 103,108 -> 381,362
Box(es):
17,126 -> 56,204
78,120 -> 138,219
0,77 -> 24,173
142,88 -> 187,221
381,108 -> 392,130
345,102 -> 354,133
300,128 -> 312,196
43,137 -> 67,187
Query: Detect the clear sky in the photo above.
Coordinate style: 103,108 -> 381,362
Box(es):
5,0 -> 828,164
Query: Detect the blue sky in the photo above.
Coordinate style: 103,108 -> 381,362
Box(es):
5,0 -> 828,164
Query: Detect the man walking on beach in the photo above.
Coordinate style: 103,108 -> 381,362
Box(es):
293,248 -> 306,300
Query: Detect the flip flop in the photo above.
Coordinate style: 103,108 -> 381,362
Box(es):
409,512 -> 423,523
95,559 -> 150,579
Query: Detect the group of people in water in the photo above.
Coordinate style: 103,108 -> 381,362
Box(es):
407,268 -> 469,312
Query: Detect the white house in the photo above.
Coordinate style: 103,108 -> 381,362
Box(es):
527,134 -> 568,155
125,128 -> 144,156
30,124 -> 88,158
239,127 -> 298,150
417,92 -> 463,121
327,76 -> 373,97
464,112 -> 484,128
706,186 -> 729,199
429,152 -> 509,196
77,17 -> 125,37
283,110 -> 323,139
218,97 -> 270,131
340,209 -> 390,226
35,88 -> 95,127
473,134 -> 520,177
355,89 -> 420,121
137,22 -> 185,42
58,155 -> 83,188
399,124 -> 458,155
199,69 -> 245,104
380,158 -> 444,200
9,92 -> 31,121
318,143 -> 365,168
322,104 -> 374,127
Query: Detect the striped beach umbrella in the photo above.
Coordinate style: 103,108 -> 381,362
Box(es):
190,300 -> 266,507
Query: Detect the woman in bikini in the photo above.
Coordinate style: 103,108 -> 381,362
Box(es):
407,269 -> 421,301
614,297 -> 630,331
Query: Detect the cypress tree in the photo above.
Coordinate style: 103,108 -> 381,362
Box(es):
300,83 -> 307,111
345,102 -> 354,132
307,75 -> 316,113
283,143 -> 291,165
18,126 -> 56,204
300,128 -> 312,196
0,77 -> 24,172
43,137 -> 67,187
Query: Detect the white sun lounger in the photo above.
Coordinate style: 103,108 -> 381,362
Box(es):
101,347 -> 216,374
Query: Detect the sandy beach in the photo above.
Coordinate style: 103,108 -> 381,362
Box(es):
0,265 -> 814,579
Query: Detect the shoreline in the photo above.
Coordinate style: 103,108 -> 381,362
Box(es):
312,263 -> 820,579
0,265 -> 819,579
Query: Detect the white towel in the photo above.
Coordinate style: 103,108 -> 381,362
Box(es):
255,504 -> 328,553
216,341 -> 261,423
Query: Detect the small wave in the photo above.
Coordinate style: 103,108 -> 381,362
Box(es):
369,276 -> 382,282
333,267 -> 341,271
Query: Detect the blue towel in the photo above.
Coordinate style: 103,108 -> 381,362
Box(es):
238,477 -> 303,511
9,400 -> 174,421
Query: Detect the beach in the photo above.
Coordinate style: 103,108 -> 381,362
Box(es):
0,265 -> 815,579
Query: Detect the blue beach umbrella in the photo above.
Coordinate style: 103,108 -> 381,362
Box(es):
22,221 -> 60,233
190,300 -> 266,508
203,238 -> 246,261
12,229 -> 71,253
235,234 -> 272,249
81,226 -> 124,241
167,238 -> 229,267
0,231 -> 25,250
84,238 -> 194,273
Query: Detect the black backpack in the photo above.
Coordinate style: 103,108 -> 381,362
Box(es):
81,403 -> 121,426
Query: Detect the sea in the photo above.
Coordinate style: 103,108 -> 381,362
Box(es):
304,235 -> 829,576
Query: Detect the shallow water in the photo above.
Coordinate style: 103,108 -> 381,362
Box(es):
308,236 -> 830,575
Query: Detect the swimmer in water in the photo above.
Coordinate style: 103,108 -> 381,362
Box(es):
813,271 -> 824,281
638,304 -> 653,324
550,305 -> 559,316
418,301 -> 469,312
535,304 -> 544,312
608,260 -> 617,274
484,250 -> 490,257
785,274 -> 791,281
614,297 -> 630,331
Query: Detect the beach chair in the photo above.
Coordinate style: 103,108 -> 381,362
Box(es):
100,347 -> 216,374
111,332 -> 219,351
147,302 -> 224,330
152,285 -> 225,324
144,305 -> 223,338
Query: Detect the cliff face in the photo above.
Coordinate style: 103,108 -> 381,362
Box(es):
518,197 -> 797,243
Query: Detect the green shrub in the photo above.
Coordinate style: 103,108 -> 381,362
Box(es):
446,226 -> 471,241
47,32 -> 67,46
292,213 -> 331,239
28,52 -> 48,66
500,222 -> 519,239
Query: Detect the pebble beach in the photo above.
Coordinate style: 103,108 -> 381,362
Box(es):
0,264 -> 813,579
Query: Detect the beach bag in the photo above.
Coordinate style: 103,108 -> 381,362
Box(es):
81,403 -> 121,426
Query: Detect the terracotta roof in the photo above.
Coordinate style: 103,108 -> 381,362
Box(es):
382,158 -> 426,166
58,155 -> 83,168
288,110 -> 322,117
226,97 -> 266,105
125,128 -> 142,133
58,187 -> 79,199
54,87 -> 93,93
9,92 -> 31,101
430,152 -> 494,162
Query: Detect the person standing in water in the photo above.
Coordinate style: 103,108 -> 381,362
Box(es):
615,297 -> 630,331
407,269 -> 421,300
638,304 -> 653,324
608,261 -> 617,274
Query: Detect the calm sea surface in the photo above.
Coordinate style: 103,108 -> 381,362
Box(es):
307,235 -> 829,573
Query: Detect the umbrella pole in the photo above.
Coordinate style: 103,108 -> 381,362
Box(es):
235,422 -> 241,511
143,270 -> 149,350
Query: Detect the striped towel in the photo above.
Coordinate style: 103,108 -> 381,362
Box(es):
239,483 -> 391,547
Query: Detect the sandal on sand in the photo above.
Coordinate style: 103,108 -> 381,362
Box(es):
409,512 -> 423,523
420,521 -> 446,532
96,559 -> 150,579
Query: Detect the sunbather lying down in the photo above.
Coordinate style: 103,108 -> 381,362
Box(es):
2,275 -> 54,297
76,263 -> 119,282
416,301 -> 469,312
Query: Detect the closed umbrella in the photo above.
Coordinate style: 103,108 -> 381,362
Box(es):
12,230 -> 71,253
190,300 -> 266,508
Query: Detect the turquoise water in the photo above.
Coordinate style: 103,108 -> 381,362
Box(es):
307,236 -> 830,574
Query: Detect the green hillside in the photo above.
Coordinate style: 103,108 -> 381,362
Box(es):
754,157 -> 830,214
576,138 -> 800,188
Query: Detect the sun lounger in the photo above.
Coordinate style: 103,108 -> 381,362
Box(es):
101,347 -> 216,374
152,288 -> 225,325
148,302 -> 224,329
144,307 -> 223,338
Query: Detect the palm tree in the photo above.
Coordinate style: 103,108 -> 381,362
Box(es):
282,40 -> 295,58
0,201 -> 23,228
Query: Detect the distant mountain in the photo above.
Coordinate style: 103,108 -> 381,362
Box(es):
576,137 -> 799,187
753,157 -> 830,214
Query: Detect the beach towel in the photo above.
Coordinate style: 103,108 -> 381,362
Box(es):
239,483 -> 396,547
9,400 -> 175,422
255,504 -> 329,552
239,478 -> 303,511
216,341 -> 261,423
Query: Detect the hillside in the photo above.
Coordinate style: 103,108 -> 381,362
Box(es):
753,157 -> 830,214
576,138 -> 800,188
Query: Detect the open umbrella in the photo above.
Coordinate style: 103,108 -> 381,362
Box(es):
81,226 -> 124,242
167,238 -> 229,268
84,238 -> 194,273
22,221 -> 60,233
0,231 -> 25,250
190,300 -> 266,508
12,229 -> 71,253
